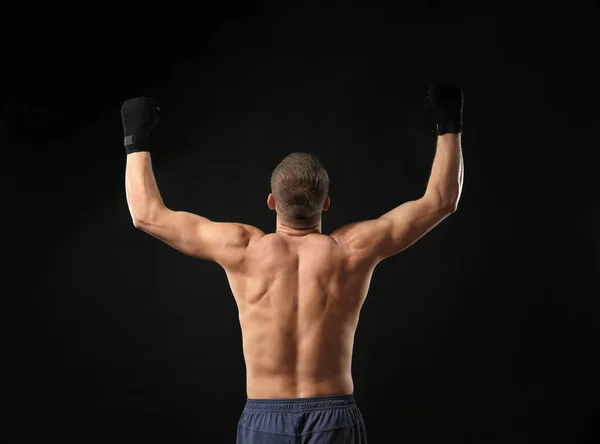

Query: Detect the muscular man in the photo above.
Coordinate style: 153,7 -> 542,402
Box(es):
122,83 -> 464,443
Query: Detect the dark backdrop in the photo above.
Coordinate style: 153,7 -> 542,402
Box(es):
4,2 -> 599,443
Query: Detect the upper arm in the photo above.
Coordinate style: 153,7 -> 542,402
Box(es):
331,196 -> 455,264
133,207 -> 263,268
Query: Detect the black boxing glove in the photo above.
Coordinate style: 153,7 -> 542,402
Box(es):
424,83 -> 463,135
121,97 -> 160,155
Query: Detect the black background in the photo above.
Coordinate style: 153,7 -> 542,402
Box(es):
4,2 -> 599,443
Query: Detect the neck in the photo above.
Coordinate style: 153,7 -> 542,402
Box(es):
276,217 -> 322,236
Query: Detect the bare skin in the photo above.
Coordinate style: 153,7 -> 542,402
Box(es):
126,134 -> 463,399
227,229 -> 371,398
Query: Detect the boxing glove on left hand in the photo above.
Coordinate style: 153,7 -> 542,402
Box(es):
121,97 -> 160,154
424,83 -> 463,135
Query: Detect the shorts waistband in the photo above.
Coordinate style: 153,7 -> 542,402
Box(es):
244,394 -> 355,412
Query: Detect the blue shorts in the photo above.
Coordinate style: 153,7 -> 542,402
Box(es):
236,394 -> 367,443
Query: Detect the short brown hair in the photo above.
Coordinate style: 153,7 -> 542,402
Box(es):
270,152 -> 329,222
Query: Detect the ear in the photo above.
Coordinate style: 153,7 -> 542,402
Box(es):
323,196 -> 330,212
267,193 -> 276,210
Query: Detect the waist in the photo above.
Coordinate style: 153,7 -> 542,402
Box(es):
246,372 -> 354,399
244,394 -> 356,412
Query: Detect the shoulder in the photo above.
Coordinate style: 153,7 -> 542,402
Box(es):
237,224 -> 266,243
328,225 -> 384,270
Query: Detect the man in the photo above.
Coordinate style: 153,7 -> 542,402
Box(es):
122,82 -> 464,443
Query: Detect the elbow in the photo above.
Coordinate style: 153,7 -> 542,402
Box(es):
426,190 -> 460,214
129,204 -> 164,229
127,204 -> 149,229
445,199 -> 459,214
438,188 -> 461,214
446,186 -> 463,213
132,217 -> 146,229
130,211 -> 153,229
432,196 -> 458,215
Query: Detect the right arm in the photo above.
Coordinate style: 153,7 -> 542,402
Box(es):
331,133 -> 463,264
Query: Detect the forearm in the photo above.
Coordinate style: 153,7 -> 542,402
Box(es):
125,152 -> 165,223
424,133 -> 463,208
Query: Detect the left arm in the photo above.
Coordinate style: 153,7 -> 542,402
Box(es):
125,152 -> 262,267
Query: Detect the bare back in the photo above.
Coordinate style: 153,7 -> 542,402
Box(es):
224,232 -> 375,399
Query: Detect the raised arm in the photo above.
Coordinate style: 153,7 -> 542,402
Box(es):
331,83 -> 464,265
122,97 -> 263,268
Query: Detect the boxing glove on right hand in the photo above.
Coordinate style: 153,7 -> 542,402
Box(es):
424,82 -> 463,135
121,97 -> 160,155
